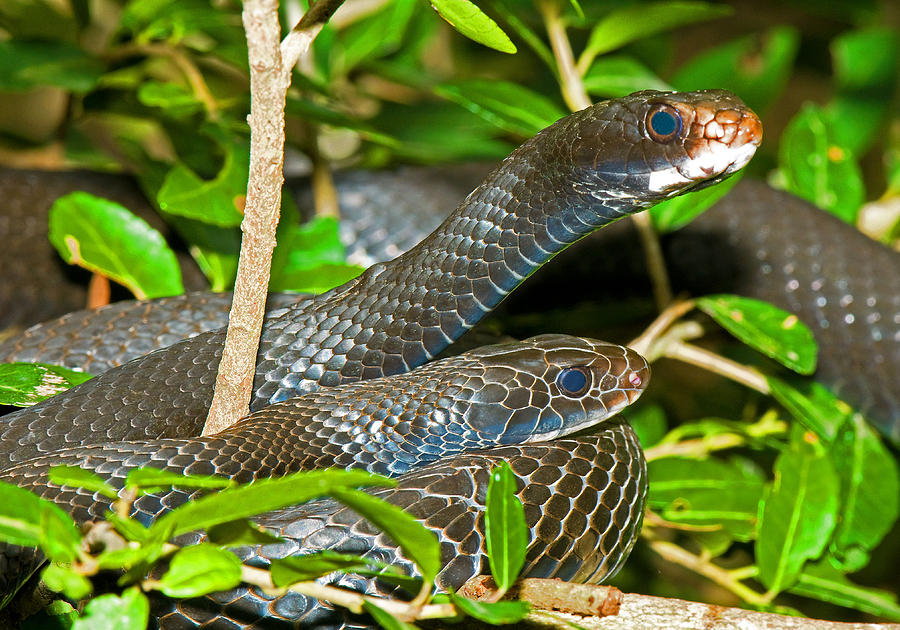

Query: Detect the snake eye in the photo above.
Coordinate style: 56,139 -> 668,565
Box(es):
557,367 -> 591,397
646,104 -> 682,143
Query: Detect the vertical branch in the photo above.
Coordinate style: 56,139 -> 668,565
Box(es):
203,0 -> 343,435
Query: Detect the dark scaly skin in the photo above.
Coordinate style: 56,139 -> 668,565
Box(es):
5,430 -> 647,630
0,90 -> 760,469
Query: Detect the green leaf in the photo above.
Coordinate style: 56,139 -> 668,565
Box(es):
0,363 -> 93,407
647,457 -> 764,540
582,56 -> 671,98
429,0 -> 516,54
434,80 -> 565,137
756,430 -> 839,593
270,215 -> 363,294
581,2 -> 731,65
0,481 -> 81,560
828,415 -> 899,571
340,0 -> 417,72
626,403 -> 668,448
106,513 -> 150,543
48,466 -> 118,500
671,26 -> 799,114
150,469 -> 393,539
696,295 -> 817,374
650,172 -> 742,233
137,80 -> 203,117
767,378 -> 850,443
484,462 -> 527,592
156,130 -> 248,227
48,192 -> 184,300
0,40 -> 104,93
777,104 -> 865,223
331,488 -> 442,585
71,587 -> 149,630
124,468 -> 234,493
207,519 -> 284,546
271,552 -> 380,587
362,600 -> 419,630
21,600 -> 77,630
41,564 -> 92,601
269,262 -> 365,294
449,593 -> 530,624
96,543 -> 164,571
155,544 -> 242,598
789,559 -> 900,621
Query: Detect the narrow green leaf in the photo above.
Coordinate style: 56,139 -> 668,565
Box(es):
429,0 -> 516,54
48,466 -> 118,500
96,543 -> 164,571
156,544 -> 242,598
647,457 -> 764,540
271,552 -> 379,587
0,40 -> 104,93
125,468 -> 234,493
484,462 -> 528,591
71,587 -> 149,630
434,80 -> 565,136
340,0 -> 417,72
106,513 -> 150,543
49,192 -> 184,300
582,56 -> 671,98
650,172 -> 742,233
767,378 -> 850,443
777,104 -> 865,223
449,593 -> 530,624
362,600 -> 419,630
582,2 -> 731,63
696,295 -> 818,374
331,488 -> 442,585
0,363 -> 93,407
207,519 -> 284,546
828,415 -> 899,571
41,564 -> 92,601
150,469 -> 393,539
354,569 -> 425,595
756,430 -> 839,593
269,262 -> 366,294
0,481 -> 81,558
789,559 -> 900,621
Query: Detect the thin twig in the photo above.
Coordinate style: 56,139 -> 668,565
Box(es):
632,210 -> 673,310
537,0 -> 591,112
629,298 -> 696,356
666,340 -> 771,395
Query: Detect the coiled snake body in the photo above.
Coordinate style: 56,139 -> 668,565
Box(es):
0,90 -> 761,628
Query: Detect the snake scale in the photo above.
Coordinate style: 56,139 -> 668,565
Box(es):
0,90 -> 763,627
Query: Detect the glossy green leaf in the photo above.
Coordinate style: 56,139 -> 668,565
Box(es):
20,599 -> 78,630
331,488 -> 442,585
484,462 -> 527,591
824,28 -> 899,155
696,295 -> 817,374
777,104 -> 865,223
71,587 -> 149,630
449,593 -> 530,624
41,564 -> 92,600
48,192 -> 183,300
340,0 -> 417,72
580,2 -> 731,66
789,559 -> 900,621
166,216 -> 240,291
650,172 -> 742,233
157,131 -> 248,227
271,551 -> 380,587
269,262 -> 365,294
156,544 -> 242,598
626,403 -> 668,448
672,26 -> 799,114
434,80 -> 565,136
362,600 -> 419,630
150,469 -> 393,539
429,0 -> 516,54
0,40 -> 104,93
647,457 -> 764,539
0,481 -> 81,560
48,465 -> 117,500
207,519 -> 284,546
270,214 -> 357,294
0,363 -> 93,407
125,468 -> 234,493
767,378 -> 850,443
582,56 -> 671,98
756,430 -> 839,593
828,415 -> 899,571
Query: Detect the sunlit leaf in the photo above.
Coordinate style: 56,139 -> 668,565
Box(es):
41,564 -> 92,601
434,80 -> 565,136
71,587 -> 149,630
0,363 -> 92,407
429,0 -> 516,54
124,468 -> 234,493
583,56 -> 671,98
790,559 -> 900,621
0,481 -> 81,562
271,552 -> 379,587
650,173 -> 742,232
767,378 -> 850,443
362,600 -> 419,629
484,462 -> 527,592
49,465 -> 117,500
207,519 -> 284,546
156,544 -> 242,598
450,594 -> 530,624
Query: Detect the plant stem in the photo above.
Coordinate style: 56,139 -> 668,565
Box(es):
537,0 -> 590,112
632,211 -> 673,310
629,298 -> 696,356
666,340 -> 771,395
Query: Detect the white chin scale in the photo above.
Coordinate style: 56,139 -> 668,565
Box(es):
648,140 -> 759,195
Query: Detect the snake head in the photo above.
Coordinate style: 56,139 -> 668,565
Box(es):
558,89 -> 762,207
460,334 -> 650,444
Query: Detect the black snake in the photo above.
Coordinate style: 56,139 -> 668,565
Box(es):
0,89 -> 763,628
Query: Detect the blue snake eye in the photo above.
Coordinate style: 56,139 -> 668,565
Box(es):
647,104 -> 682,143
557,367 -> 590,396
